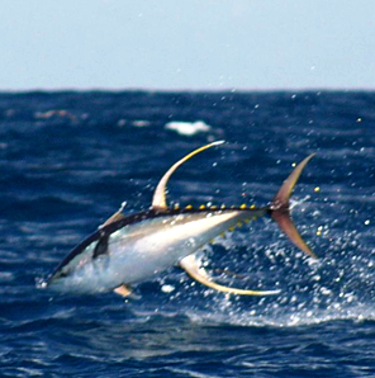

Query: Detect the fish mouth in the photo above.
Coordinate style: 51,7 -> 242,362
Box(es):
36,274 -> 56,290
43,269 -> 66,286
37,267 -> 71,291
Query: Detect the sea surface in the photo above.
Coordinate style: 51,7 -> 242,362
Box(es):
0,91 -> 375,377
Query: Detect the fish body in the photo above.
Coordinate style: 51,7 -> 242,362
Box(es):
46,141 -> 317,297
48,207 -> 266,293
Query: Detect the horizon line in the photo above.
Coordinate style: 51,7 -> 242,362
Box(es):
1,86 -> 374,94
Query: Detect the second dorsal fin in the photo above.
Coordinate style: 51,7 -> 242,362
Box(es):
152,141 -> 224,210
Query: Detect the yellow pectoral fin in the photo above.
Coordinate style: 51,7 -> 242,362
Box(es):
114,284 -> 132,297
179,255 -> 280,296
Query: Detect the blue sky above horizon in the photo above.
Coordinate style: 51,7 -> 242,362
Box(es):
1,0 -> 374,91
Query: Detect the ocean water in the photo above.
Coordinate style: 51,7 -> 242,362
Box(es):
0,90 -> 375,377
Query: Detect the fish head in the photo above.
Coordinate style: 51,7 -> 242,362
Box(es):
45,232 -> 118,294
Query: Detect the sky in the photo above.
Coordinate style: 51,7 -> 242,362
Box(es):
1,0 -> 374,91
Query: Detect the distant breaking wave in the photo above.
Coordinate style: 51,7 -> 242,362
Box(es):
165,120 -> 211,136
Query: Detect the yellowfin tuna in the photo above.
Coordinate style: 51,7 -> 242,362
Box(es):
46,141 -> 317,297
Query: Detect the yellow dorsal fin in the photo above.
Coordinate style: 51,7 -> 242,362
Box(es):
152,141 -> 224,210
180,254 -> 280,296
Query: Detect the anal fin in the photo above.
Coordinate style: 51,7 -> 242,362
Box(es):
180,255 -> 280,296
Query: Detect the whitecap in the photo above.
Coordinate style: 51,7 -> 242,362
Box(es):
161,284 -> 175,293
165,120 -> 211,136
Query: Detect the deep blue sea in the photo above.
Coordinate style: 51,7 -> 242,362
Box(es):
1,91 -> 375,377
